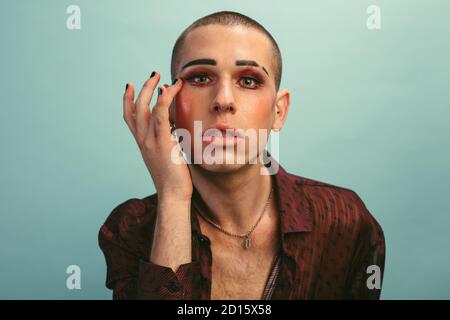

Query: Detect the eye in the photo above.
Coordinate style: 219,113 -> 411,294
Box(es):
239,76 -> 262,89
185,73 -> 211,85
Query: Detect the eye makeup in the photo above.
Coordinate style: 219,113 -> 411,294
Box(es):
235,60 -> 270,78
237,69 -> 265,89
180,58 -> 270,78
182,68 -> 265,89
182,69 -> 214,86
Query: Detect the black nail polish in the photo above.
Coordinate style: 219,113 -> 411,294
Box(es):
125,83 -> 129,91
172,78 -> 179,85
158,87 -> 162,96
150,71 -> 156,78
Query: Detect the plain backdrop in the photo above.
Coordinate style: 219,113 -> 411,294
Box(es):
1,0 -> 449,299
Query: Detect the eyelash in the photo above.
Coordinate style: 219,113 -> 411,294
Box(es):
184,72 -> 264,89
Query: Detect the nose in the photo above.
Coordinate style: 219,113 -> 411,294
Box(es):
210,80 -> 236,115
212,103 -> 234,114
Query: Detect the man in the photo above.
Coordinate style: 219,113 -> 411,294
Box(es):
99,11 -> 385,300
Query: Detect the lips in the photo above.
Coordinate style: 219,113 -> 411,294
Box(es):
202,135 -> 241,146
202,123 -> 244,146
202,123 -> 245,138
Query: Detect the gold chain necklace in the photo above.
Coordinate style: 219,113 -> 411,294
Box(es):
192,186 -> 274,250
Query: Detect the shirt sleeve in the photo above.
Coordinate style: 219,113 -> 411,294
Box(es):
98,199 -> 201,300
344,195 -> 386,300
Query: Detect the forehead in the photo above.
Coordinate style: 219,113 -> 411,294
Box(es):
178,24 -> 273,71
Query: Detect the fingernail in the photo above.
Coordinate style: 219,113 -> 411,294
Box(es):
172,78 -> 179,85
150,71 -> 156,78
125,83 -> 129,91
163,84 -> 169,88
158,87 -> 162,96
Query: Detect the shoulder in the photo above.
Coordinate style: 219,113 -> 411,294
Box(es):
285,171 -> 384,240
98,193 -> 159,255
100,193 -> 158,234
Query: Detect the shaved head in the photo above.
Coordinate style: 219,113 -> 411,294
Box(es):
171,11 -> 283,91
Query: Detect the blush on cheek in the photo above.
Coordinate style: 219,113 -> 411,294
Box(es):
175,89 -> 213,125
248,97 -> 274,125
174,91 -> 197,130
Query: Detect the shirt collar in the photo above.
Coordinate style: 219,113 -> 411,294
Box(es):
190,152 -> 312,237
270,156 -> 313,234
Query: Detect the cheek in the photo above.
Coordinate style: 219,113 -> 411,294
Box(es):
245,96 -> 274,126
174,90 -> 201,129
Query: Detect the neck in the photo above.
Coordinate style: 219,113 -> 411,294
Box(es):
189,161 -> 273,233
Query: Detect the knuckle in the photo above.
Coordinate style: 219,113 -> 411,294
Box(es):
136,136 -> 146,150
144,138 -> 153,151
153,115 -> 165,127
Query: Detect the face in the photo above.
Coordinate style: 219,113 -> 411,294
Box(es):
171,24 -> 289,173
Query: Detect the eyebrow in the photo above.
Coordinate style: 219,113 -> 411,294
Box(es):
181,58 -> 270,77
236,60 -> 269,77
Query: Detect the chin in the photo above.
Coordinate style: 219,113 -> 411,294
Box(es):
186,144 -> 265,174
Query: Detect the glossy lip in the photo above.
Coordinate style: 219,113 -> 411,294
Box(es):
202,123 -> 245,147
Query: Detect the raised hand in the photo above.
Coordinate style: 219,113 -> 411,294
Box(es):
123,72 -> 193,202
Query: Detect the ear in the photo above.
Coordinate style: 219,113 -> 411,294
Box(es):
272,89 -> 290,132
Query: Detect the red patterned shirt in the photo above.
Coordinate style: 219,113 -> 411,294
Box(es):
98,157 -> 385,299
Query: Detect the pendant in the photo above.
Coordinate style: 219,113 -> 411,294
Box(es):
244,237 -> 252,249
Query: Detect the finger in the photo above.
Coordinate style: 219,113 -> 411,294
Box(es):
123,82 -> 137,137
147,80 -> 182,140
167,79 -> 183,124
135,71 -> 160,146
151,78 -> 183,122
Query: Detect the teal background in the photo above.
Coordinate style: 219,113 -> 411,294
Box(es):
1,0 -> 449,299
